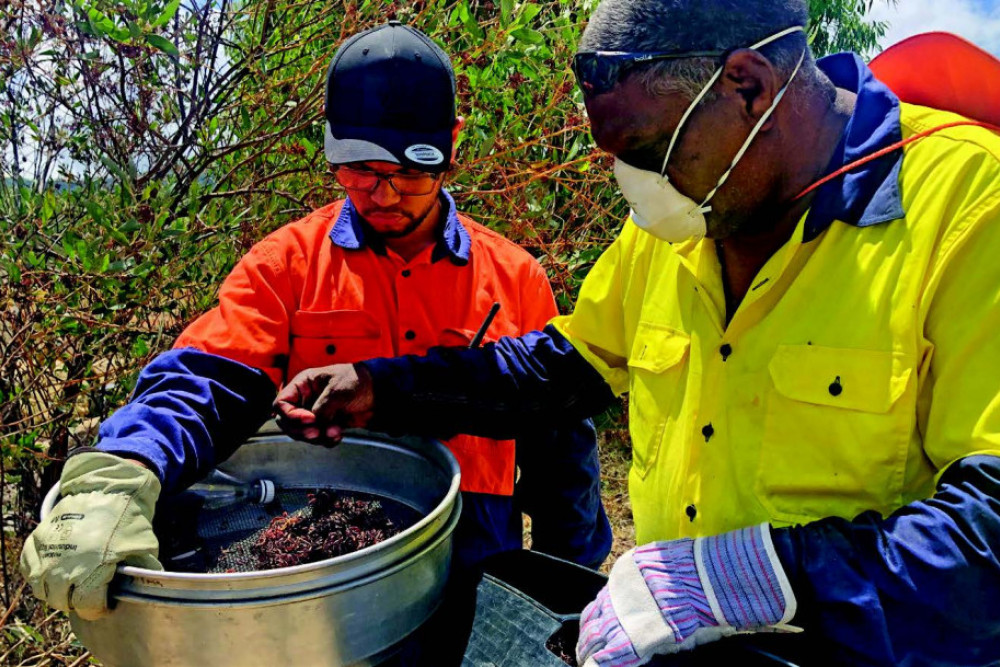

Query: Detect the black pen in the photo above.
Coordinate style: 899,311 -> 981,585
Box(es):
469,302 -> 501,348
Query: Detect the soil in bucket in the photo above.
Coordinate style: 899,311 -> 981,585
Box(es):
546,624 -> 579,666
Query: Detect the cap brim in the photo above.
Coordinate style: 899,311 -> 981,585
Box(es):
324,122 -> 452,173
325,123 -> 399,165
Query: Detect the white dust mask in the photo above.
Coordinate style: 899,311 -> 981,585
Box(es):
614,26 -> 806,243
615,158 -> 708,241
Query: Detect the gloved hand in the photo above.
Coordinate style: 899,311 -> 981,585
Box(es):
20,452 -> 162,619
576,524 -> 797,667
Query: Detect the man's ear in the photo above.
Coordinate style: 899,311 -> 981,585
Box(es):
720,49 -> 781,129
451,117 -> 465,163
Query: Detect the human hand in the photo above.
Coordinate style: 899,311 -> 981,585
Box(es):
20,452 -> 162,620
273,363 -> 374,445
576,524 -> 797,666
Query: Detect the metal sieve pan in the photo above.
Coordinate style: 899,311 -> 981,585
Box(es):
41,430 -> 462,667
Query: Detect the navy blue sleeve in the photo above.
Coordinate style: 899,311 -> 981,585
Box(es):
360,325 -> 616,440
516,420 -> 613,570
771,454 -> 1000,666
95,347 -> 277,494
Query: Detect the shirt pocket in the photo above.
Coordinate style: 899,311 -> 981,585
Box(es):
756,344 -> 913,524
438,325 -> 513,348
626,322 -> 691,479
287,310 -> 383,380
438,327 -> 481,348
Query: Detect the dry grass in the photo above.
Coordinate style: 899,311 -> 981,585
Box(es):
0,537 -> 94,666
597,427 -> 636,572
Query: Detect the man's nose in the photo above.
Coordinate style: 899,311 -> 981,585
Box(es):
370,177 -> 401,206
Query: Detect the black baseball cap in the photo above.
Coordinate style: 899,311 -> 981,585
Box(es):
324,21 -> 456,173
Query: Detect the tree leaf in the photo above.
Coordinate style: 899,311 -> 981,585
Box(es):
300,136 -> 316,159
86,7 -> 118,38
501,0 -> 513,23
132,261 -> 157,277
118,220 -> 142,234
152,0 -> 181,28
511,27 -> 544,45
145,33 -> 179,57
85,200 -> 105,224
519,3 -> 542,24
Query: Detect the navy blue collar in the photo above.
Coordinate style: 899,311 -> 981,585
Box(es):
329,190 -> 471,265
804,53 -> 905,241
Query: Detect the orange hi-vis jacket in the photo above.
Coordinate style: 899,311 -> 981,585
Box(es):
174,193 -> 559,495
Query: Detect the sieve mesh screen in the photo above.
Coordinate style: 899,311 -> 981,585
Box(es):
155,488 -> 423,574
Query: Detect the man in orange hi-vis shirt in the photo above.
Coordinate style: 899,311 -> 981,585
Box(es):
19,21 -> 611,624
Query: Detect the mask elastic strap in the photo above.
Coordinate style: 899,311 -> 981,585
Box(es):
660,69 -> 724,177
659,25 -> 806,180
749,25 -> 807,50
697,45 -> 806,211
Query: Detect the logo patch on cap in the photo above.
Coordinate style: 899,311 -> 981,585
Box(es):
404,144 -> 445,165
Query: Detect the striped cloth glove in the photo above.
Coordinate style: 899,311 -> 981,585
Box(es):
576,524 -> 798,667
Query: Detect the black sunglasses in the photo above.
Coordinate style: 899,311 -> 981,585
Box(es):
573,50 -> 726,96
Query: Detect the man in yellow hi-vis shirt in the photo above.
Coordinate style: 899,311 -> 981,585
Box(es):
273,0 -> 1000,664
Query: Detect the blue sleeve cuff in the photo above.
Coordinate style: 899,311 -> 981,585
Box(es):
771,454 -> 1000,665
95,348 -> 277,494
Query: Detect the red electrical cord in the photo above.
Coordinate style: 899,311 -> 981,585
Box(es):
795,120 -> 1000,201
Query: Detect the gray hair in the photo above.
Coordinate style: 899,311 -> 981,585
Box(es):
580,0 -> 817,99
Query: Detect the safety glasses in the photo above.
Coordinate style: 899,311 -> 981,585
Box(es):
334,166 -> 441,196
573,49 -> 725,96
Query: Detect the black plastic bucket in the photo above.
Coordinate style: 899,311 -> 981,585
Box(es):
461,550 -> 811,667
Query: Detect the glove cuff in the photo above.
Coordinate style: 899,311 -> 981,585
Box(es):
694,523 -> 796,631
607,546 -> 678,660
60,452 -> 161,516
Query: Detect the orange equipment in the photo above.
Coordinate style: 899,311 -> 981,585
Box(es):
869,31 -> 1000,126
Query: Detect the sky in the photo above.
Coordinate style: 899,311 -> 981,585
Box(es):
866,0 -> 1000,56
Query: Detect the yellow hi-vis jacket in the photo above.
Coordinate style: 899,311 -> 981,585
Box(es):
553,100 -> 1000,544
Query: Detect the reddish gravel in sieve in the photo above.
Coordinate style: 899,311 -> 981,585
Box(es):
256,490 -> 401,568
157,488 -> 421,573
